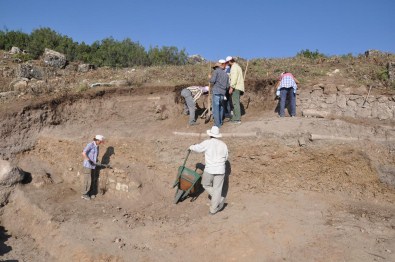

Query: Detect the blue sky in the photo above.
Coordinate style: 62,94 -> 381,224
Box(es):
1,0 -> 394,60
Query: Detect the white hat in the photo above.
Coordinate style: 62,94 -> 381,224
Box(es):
225,56 -> 233,62
95,135 -> 105,141
206,126 -> 222,138
218,59 -> 226,64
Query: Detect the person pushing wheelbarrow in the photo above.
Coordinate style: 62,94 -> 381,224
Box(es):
189,126 -> 228,215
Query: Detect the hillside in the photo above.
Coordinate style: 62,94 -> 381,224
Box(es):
0,49 -> 394,261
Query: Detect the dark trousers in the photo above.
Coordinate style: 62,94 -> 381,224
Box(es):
279,88 -> 296,117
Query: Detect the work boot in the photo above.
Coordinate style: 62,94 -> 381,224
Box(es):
209,211 -> 217,215
218,198 -> 226,212
81,194 -> 90,200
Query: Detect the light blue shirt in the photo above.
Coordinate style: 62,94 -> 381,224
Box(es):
83,141 -> 99,169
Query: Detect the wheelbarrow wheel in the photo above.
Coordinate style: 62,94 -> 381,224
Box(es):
174,188 -> 184,204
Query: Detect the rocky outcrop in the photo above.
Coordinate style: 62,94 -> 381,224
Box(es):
0,159 -> 25,205
9,46 -> 21,54
0,159 -> 25,186
16,63 -> 44,79
43,48 -> 67,68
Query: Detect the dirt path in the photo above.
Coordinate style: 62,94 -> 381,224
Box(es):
1,90 -> 394,261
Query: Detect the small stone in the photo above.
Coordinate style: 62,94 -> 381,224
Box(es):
68,167 -> 73,171
114,238 -> 121,243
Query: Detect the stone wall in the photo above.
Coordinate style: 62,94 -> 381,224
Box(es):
299,84 -> 395,120
97,168 -> 142,198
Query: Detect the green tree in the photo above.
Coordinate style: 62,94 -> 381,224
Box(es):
28,27 -> 62,58
148,46 -> 187,65
57,35 -> 78,61
0,29 -> 30,51
75,41 -> 92,63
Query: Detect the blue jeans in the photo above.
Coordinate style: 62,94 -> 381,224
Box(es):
279,88 -> 296,117
212,94 -> 224,127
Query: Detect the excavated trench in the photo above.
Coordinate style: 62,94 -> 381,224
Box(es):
1,84 -> 395,261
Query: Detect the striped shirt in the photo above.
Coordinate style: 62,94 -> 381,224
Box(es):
187,86 -> 208,101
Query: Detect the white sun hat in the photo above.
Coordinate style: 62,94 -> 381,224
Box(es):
225,56 -> 233,62
206,126 -> 222,138
95,135 -> 105,141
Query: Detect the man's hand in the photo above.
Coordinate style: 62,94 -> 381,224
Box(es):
229,87 -> 233,94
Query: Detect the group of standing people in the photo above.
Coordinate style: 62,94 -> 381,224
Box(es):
181,56 -> 245,127
182,57 -> 301,125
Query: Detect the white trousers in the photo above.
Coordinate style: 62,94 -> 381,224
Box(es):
202,171 -> 225,213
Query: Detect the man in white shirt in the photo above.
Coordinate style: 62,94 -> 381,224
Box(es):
189,126 -> 228,215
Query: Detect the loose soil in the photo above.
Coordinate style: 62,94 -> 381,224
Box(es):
0,85 -> 394,262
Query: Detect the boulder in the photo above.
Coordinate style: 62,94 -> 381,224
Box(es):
0,159 -> 25,186
10,46 -> 21,54
78,64 -> 95,73
17,64 -> 44,79
187,54 -> 206,64
43,48 -> 67,68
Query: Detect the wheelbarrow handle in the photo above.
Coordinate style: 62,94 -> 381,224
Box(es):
182,149 -> 191,167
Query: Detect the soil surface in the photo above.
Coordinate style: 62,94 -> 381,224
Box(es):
0,86 -> 395,262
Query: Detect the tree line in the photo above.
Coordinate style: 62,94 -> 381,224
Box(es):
0,27 -> 188,67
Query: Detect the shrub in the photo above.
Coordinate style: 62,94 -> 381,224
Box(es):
296,49 -> 326,59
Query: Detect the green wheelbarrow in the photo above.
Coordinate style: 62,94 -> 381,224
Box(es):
173,150 -> 202,204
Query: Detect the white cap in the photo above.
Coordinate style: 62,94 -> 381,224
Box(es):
218,59 -> 226,64
95,135 -> 105,141
225,56 -> 233,62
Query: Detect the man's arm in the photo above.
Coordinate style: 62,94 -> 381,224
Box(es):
210,70 -> 218,85
189,140 -> 208,153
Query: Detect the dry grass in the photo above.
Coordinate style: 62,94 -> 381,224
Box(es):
0,50 -> 394,96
